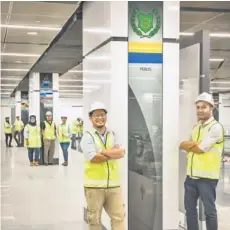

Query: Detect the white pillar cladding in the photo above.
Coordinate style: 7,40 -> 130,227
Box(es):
162,2 -> 180,230
52,73 -> 59,126
15,91 -> 21,117
83,1 -> 128,229
29,72 -> 40,123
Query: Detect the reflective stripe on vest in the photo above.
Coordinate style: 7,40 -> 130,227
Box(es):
84,130 -> 120,188
4,122 -> 12,134
44,121 -> 56,140
187,120 -> 224,179
14,120 -> 24,131
26,124 -> 41,148
58,124 -> 71,143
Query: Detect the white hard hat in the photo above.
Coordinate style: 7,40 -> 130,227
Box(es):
89,102 -> 107,114
46,111 -> 52,116
195,92 -> 214,107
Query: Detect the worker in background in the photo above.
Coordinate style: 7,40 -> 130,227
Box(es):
58,115 -> 71,166
71,118 -> 80,150
81,102 -> 125,230
78,119 -> 84,151
14,116 -> 24,147
41,111 -> 56,166
4,117 -> 13,147
179,92 -> 224,230
24,115 -> 41,166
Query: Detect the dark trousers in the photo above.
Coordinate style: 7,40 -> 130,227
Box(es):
71,134 -> 77,149
28,148 -> 40,162
5,134 -> 12,147
14,131 -> 22,146
184,176 -> 218,230
60,142 -> 70,162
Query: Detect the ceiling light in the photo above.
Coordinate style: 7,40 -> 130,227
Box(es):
27,32 -> 38,35
1,53 -> 40,57
180,32 -> 230,38
0,24 -> 61,31
59,85 -> 99,89
85,56 -> 110,60
36,21 -> 41,23
0,84 -> 18,87
211,81 -> 230,84
15,61 -> 23,63
59,89 -> 92,93
59,79 -> 111,83
68,70 -> 110,74
210,87 -> 230,90
1,77 -> 22,80
210,58 -> 224,62
84,28 -> 112,34
0,92 -> 11,94
59,93 -> 83,96
0,68 -> 29,72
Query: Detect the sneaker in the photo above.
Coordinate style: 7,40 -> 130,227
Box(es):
33,161 -> 39,166
30,162 -> 33,166
62,162 -> 68,166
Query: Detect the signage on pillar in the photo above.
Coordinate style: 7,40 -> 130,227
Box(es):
40,73 -> 53,122
21,91 -> 29,125
128,2 -> 163,230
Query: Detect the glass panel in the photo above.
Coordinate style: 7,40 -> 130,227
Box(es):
128,2 -> 163,230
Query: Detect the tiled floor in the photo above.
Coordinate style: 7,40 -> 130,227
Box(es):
1,143 -> 87,230
1,142 -> 230,230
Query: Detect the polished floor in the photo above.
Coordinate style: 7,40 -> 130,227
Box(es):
1,142 -> 230,230
1,142 -> 87,230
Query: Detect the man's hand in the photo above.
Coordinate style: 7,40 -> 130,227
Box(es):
25,139 -> 29,147
180,141 -> 200,152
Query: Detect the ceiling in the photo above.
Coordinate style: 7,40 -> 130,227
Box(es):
0,1 -> 78,98
1,1 -> 230,99
180,1 -> 230,93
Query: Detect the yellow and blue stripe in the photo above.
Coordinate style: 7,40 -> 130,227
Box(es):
128,42 -> 163,64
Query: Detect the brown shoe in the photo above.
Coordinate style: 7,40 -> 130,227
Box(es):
33,161 -> 39,166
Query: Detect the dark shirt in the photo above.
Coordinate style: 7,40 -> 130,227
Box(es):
40,120 -> 56,132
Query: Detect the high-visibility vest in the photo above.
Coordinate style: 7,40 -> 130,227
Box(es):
4,122 -> 12,134
58,124 -> 71,143
43,121 -> 56,140
84,131 -> 120,188
14,120 -> 24,131
72,121 -> 79,134
187,120 -> 224,179
25,124 -> 41,148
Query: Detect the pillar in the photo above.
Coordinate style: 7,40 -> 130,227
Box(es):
15,91 -> 21,118
83,1 -> 128,229
29,72 -> 60,164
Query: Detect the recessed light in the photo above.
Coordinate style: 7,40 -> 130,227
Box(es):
36,20 -> 40,23
27,32 -> 38,35
1,53 -> 40,57
15,60 -> 23,63
0,24 -> 61,31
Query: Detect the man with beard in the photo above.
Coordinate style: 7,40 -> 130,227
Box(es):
41,111 -> 56,166
81,102 -> 126,230
24,115 -> 41,166
180,93 -> 224,230
4,117 -> 13,147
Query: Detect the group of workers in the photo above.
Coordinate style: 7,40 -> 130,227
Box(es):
4,112 -> 83,167
3,92 -> 225,230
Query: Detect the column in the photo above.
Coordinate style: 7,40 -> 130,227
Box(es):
83,1 -> 128,229
162,2 -> 180,230
29,72 -> 60,164
15,91 -> 21,118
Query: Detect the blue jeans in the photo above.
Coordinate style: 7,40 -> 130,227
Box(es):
60,142 -> 70,162
28,148 -> 40,162
184,176 -> 218,230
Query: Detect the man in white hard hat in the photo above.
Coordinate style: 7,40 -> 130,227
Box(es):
179,92 -> 224,230
41,111 -> 57,166
81,102 -> 126,230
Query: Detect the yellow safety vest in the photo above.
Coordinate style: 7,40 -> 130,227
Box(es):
43,121 -> 56,140
4,122 -> 12,134
14,120 -> 24,131
58,124 -> 71,143
187,120 -> 224,179
72,121 -> 79,134
25,124 -> 41,148
84,131 -> 120,188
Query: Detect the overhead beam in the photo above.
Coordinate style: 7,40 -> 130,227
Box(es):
180,6 -> 230,13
